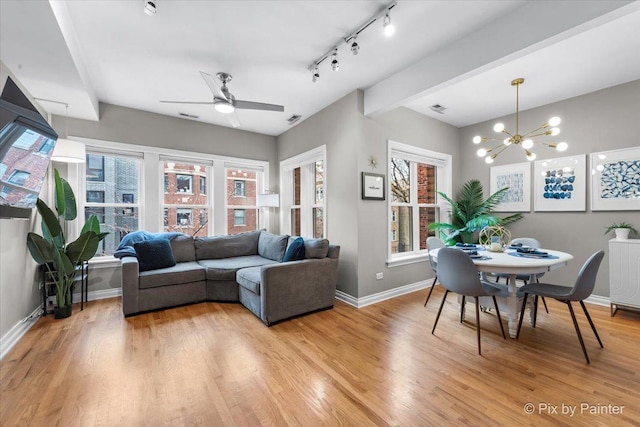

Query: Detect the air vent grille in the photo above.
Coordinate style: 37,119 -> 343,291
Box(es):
287,114 -> 302,125
179,112 -> 199,119
430,104 -> 446,114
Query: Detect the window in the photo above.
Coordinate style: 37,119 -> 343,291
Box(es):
84,152 -> 140,256
234,209 -> 245,226
226,166 -> 261,234
388,140 -> 451,265
234,180 -> 245,196
162,160 -> 209,237
37,138 -> 55,154
176,174 -> 192,193
86,154 -> 105,181
200,176 -> 206,195
280,146 -> 326,238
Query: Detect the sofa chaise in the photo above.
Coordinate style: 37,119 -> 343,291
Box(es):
120,229 -> 340,325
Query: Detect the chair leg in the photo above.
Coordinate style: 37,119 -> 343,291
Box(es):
474,297 -> 482,355
533,295 -> 539,328
460,295 -> 466,323
535,276 -> 550,313
424,276 -> 438,306
567,301 -> 590,364
432,290 -> 449,335
492,296 -> 506,339
516,293 -> 528,339
580,301 -> 604,348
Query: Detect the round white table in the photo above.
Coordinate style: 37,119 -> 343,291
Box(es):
430,247 -> 573,337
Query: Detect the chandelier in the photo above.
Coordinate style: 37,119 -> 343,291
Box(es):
473,78 -> 568,164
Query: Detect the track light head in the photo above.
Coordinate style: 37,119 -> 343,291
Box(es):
383,11 -> 395,37
144,0 -> 157,16
331,49 -> 339,71
350,38 -> 359,56
312,67 -> 320,83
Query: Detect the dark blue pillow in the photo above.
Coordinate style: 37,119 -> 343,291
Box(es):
283,237 -> 305,262
134,239 -> 176,272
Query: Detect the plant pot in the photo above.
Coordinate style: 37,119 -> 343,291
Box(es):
615,228 -> 631,240
54,305 -> 72,319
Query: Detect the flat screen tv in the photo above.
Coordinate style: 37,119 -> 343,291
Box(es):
0,77 -> 58,219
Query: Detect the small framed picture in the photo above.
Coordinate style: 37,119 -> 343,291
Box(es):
362,172 -> 385,200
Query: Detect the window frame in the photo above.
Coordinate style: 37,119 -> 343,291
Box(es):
387,140 -> 451,267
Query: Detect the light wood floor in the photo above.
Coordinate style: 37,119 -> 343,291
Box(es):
1,287 -> 639,426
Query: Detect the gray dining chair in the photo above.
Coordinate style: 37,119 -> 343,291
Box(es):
495,237 -> 549,314
424,236 -> 445,307
516,251 -> 605,364
432,247 -> 507,355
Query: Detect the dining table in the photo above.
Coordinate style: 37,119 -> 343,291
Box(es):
430,246 -> 573,338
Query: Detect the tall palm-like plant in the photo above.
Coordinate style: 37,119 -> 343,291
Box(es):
26,169 -> 108,317
429,179 -> 522,244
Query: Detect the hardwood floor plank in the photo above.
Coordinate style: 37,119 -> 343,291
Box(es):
1,288 -> 639,426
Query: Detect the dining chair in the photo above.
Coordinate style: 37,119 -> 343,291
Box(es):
424,236 -> 445,307
516,251 -> 605,364
495,237 -> 549,314
432,247 -> 507,355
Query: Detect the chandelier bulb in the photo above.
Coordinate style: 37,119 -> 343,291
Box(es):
550,127 -> 560,136
526,150 -> 536,161
548,116 -> 561,127
485,156 -> 494,164
503,138 -> 512,146
556,142 -> 568,152
493,123 -> 505,133
472,136 -> 482,144
522,139 -> 534,150
477,148 -> 487,157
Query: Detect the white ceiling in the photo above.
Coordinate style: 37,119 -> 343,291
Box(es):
1,1 -> 639,136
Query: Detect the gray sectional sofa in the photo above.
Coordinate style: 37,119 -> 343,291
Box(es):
121,229 -> 340,325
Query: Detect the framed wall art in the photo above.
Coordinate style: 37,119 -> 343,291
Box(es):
534,154 -> 586,211
361,172 -> 385,200
490,162 -> 531,212
590,146 -> 640,211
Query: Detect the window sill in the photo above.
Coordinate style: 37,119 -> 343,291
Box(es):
386,254 -> 430,268
88,256 -> 122,269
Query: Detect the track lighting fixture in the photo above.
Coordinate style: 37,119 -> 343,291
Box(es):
330,49 -> 339,71
144,0 -> 157,16
383,11 -> 395,37
350,37 -> 359,56
306,1 -> 396,83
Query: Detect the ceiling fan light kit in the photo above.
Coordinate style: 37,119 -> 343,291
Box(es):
473,78 -> 568,164
308,1 -> 397,83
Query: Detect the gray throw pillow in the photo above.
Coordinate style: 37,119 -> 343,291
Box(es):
170,234 -> 195,263
258,231 -> 289,262
304,238 -> 330,259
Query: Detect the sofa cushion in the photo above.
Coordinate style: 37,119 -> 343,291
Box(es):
236,266 -> 262,295
197,255 -> 277,281
170,234 -> 196,263
195,230 -> 261,260
134,239 -> 176,272
258,231 -> 288,262
304,238 -> 330,259
139,261 -> 206,289
283,237 -> 305,262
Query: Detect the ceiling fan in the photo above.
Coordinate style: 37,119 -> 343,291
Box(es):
160,71 -> 284,128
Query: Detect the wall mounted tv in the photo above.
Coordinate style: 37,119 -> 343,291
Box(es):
0,77 -> 58,219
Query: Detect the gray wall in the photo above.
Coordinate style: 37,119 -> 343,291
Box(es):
277,91 -> 460,298
459,80 -> 640,297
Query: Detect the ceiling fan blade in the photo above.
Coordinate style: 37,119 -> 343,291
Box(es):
228,111 -> 241,128
160,100 -> 214,105
200,71 -> 226,99
235,100 -> 284,112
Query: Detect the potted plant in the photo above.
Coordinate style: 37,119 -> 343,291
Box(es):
604,222 -> 638,240
26,169 -> 108,318
428,179 -> 523,245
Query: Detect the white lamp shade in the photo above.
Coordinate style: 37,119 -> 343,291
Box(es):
257,193 -> 280,208
52,139 -> 86,163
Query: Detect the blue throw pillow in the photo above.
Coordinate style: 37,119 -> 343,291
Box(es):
283,237 -> 305,262
134,239 -> 177,272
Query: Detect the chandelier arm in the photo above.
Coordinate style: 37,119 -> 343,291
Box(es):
523,125 -> 550,137
501,129 -> 515,138
525,131 -> 552,139
492,145 -> 512,158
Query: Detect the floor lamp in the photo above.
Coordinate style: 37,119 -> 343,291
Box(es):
256,192 -> 279,232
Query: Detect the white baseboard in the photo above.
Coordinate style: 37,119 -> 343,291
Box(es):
73,287 -> 122,303
585,294 -> 610,307
1,305 -> 41,361
336,280 -> 431,308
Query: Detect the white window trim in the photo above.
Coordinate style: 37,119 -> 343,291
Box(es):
386,140 -> 451,267
280,145 -> 326,237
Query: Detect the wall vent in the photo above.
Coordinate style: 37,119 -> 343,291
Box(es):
430,104 -> 446,114
179,112 -> 199,119
287,114 -> 302,125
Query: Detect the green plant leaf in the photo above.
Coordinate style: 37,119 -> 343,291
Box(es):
36,198 -> 62,238
26,232 -> 55,264
54,169 -> 65,217
67,231 -> 100,264
60,176 -> 77,220
53,247 -> 74,277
